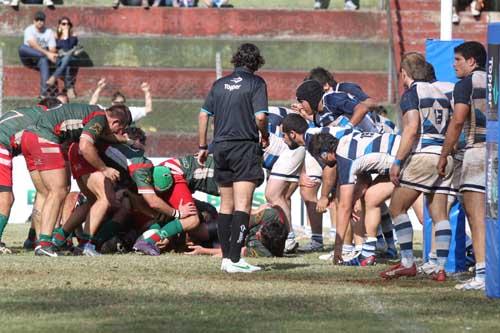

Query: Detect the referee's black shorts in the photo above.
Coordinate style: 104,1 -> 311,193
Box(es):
213,140 -> 264,186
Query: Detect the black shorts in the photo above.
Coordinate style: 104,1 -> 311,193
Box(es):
213,141 -> 264,186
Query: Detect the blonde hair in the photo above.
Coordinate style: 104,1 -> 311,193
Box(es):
400,52 -> 427,81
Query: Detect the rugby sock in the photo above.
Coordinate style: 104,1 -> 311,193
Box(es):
287,231 -> 296,240
342,244 -> 354,254
361,237 -> 377,258
434,220 -> 452,270
95,220 -> 123,243
229,211 -> 249,263
475,262 -> 486,282
38,234 -> 53,247
429,252 -> 438,265
217,213 -> 232,259
0,214 -> 8,240
52,227 -> 71,247
355,244 -> 363,252
159,219 -> 183,239
381,210 -> 396,250
311,233 -> 323,244
27,227 -> 37,242
393,214 -> 414,267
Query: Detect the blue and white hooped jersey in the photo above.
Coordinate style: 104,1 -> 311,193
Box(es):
303,126 -> 356,168
262,133 -> 289,170
335,131 -> 401,185
267,106 -> 294,137
400,81 -> 452,154
432,81 -> 455,106
453,70 -> 487,149
368,112 -> 398,134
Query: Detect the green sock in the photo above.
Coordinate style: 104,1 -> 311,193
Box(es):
0,214 -> 8,240
95,220 -> 122,243
159,219 -> 183,239
52,227 -> 71,247
39,233 -> 53,247
149,223 -> 161,231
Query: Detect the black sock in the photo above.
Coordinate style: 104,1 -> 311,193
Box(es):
216,213 -> 232,258
229,211 -> 250,263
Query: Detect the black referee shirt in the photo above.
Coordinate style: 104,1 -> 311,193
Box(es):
201,67 -> 268,143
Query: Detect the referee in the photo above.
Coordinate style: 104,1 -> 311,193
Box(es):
198,43 -> 269,273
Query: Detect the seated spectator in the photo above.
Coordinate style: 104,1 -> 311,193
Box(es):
344,0 -> 358,10
453,0 -> 485,23
7,0 -> 54,8
112,0 -> 157,9
47,17 -> 81,99
199,0 -> 232,7
313,0 -> 329,9
18,11 -> 57,98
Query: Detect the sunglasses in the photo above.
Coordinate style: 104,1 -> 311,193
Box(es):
35,18 -> 45,22
60,22 -> 69,26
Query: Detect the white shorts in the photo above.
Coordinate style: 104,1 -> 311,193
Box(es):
269,146 -> 305,182
400,153 -> 454,195
304,151 -> 322,182
450,150 -> 464,197
460,146 -> 485,193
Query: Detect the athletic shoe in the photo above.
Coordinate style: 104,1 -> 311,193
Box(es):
34,245 -> 58,257
43,0 -> 54,7
224,259 -> 261,273
418,261 -> 438,275
313,0 -> 321,9
470,1 -> 481,16
319,251 -> 334,261
100,236 -> 121,254
220,258 -> 230,271
431,269 -> 446,282
0,242 -> 12,254
133,239 -> 160,256
380,263 -> 417,279
23,238 -> 35,251
455,278 -> 485,291
344,0 -> 358,11
284,238 -> 299,254
82,243 -> 101,257
360,255 -> 376,266
341,250 -> 361,266
298,240 -> 323,253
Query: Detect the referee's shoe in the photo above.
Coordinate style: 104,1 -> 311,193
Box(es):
222,258 -> 261,273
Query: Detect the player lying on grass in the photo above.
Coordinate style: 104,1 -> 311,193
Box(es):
0,97 -> 62,253
309,131 -> 400,265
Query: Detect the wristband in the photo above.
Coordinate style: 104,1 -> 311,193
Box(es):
393,159 -> 402,166
198,145 -> 208,150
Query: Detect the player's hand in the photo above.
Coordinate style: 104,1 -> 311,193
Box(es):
260,135 -> 270,149
299,173 -> 319,188
437,156 -> 448,177
197,149 -> 208,166
316,195 -> 329,213
389,163 -> 401,187
102,167 -> 120,183
178,199 -> 197,219
97,78 -> 107,90
140,82 -> 150,93
184,245 -> 206,255
47,52 -> 58,63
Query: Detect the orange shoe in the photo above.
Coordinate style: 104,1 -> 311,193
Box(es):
431,269 -> 447,282
380,263 -> 417,279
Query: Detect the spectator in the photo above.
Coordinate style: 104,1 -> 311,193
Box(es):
112,0 -> 157,9
453,0 -> 485,23
18,11 -> 57,98
313,0 -> 329,9
344,0 -> 358,10
7,0 -> 54,8
47,17 -> 80,99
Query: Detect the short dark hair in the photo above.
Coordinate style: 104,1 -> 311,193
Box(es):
454,41 -> 487,68
259,206 -> 288,257
112,91 -> 126,104
282,114 -> 309,134
309,133 -> 339,159
124,126 -> 146,145
307,67 -> 337,87
38,97 -> 62,109
106,104 -> 132,126
425,62 -> 437,82
231,43 -> 265,72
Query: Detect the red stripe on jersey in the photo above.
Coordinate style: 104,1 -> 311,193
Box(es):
159,158 -> 184,175
128,163 -> 153,176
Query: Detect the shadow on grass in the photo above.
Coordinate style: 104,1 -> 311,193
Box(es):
260,263 -> 311,271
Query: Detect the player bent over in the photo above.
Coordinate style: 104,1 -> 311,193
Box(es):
381,53 -> 454,281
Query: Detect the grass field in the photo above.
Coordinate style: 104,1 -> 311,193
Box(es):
1,224 -> 499,333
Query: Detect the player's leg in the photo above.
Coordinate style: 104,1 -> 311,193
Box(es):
426,192 -> 452,281
380,186 -> 421,278
0,149 -> 14,253
265,179 -> 296,252
361,181 -> 394,265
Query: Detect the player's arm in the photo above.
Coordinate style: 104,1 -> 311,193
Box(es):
89,78 -> 106,105
317,165 -> 336,212
390,110 -> 419,186
349,103 -> 371,127
141,82 -> 153,115
255,112 -> 269,148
